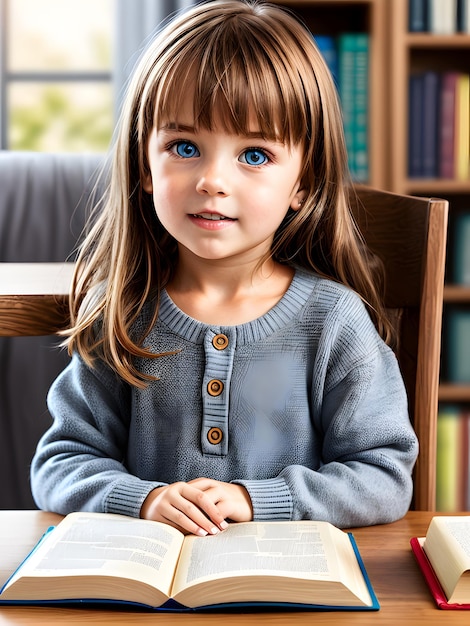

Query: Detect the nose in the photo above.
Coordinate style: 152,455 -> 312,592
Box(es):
196,158 -> 231,197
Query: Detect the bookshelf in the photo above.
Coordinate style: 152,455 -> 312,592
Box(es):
387,0 -> 470,511
272,0 -> 387,188
388,0 -> 470,407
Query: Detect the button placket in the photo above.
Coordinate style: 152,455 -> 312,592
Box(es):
201,329 -> 234,456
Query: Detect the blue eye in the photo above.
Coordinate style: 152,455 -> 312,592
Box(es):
240,149 -> 268,166
172,141 -> 199,158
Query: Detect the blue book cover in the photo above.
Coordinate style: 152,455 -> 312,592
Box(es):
314,34 -> 338,85
408,73 -> 425,177
422,71 -> 441,178
409,0 -> 429,31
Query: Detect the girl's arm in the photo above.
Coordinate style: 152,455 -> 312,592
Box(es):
233,317 -> 419,528
31,353 -> 230,535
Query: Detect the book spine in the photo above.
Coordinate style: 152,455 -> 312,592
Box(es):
457,0 -> 470,32
422,71 -> 440,177
445,308 -> 470,383
408,74 -> 424,177
409,0 -> 429,31
436,405 -> 461,511
428,0 -> 458,34
338,34 -> 357,180
439,72 -> 459,179
455,74 -> 470,180
353,34 -> 369,183
314,35 -> 338,86
452,212 -> 470,284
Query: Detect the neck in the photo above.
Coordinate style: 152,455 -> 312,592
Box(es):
167,250 -> 294,325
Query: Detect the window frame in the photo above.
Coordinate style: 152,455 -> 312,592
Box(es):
0,0 -> 113,150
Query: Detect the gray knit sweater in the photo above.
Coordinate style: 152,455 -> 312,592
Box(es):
31,269 -> 418,528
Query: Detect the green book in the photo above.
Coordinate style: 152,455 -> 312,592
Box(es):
436,405 -> 461,512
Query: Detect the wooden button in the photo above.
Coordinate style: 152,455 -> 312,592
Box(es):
212,334 -> 229,350
207,427 -> 223,444
207,379 -> 224,396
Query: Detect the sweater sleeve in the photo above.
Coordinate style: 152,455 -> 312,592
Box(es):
30,353 -> 162,517
235,293 -> 419,528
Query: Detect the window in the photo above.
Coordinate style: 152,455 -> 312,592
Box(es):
0,0 -> 114,151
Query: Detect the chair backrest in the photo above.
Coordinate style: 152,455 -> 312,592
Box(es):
349,186 -> 449,511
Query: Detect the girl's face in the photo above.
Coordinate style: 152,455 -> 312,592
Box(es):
143,102 -> 306,269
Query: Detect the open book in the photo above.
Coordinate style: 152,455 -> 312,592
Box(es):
410,516 -> 470,609
0,512 -> 378,611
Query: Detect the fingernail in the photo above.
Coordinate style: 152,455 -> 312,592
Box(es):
197,528 -> 208,536
220,521 -> 229,530
210,527 -> 219,535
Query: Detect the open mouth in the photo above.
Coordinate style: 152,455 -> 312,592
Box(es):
193,213 -> 235,221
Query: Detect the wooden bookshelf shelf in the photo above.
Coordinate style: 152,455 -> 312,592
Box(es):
444,285 -> 470,302
404,180 -> 470,195
406,34 -> 470,48
438,384 -> 470,403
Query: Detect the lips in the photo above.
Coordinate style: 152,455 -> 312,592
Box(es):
193,212 -> 235,221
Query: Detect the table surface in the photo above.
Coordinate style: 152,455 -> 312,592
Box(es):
0,263 -> 74,296
0,510 -> 468,625
0,263 -> 74,336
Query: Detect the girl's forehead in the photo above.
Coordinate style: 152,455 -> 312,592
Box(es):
155,84 -> 284,142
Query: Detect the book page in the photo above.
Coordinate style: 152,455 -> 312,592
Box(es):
172,520 -> 370,603
1,512 -> 184,601
424,516 -> 470,602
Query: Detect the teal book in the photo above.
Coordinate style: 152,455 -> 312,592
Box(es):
453,213 -> 470,285
446,309 -> 470,383
0,513 -> 379,612
338,33 -> 369,183
353,33 -> 369,182
338,34 -> 357,179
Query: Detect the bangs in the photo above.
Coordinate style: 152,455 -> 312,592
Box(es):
153,13 -> 313,145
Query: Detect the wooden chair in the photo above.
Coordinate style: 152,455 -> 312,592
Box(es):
0,185 -> 448,511
349,186 -> 448,511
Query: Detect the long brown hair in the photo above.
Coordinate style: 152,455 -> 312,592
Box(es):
65,0 -> 391,386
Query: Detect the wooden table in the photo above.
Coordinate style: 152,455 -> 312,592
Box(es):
0,510 -> 468,624
0,263 -> 74,335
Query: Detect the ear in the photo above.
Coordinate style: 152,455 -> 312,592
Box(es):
290,190 -> 307,211
142,172 -> 153,194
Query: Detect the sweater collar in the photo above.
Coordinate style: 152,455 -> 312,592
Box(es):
158,268 -> 316,346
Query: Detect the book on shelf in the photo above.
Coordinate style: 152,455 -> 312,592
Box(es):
409,0 -> 429,32
409,70 -> 470,180
410,516 -> 470,609
453,212 -> 470,284
428,0 -> 459,34
439,72 -> 459,179
0,512 -> 379,612
314,35 -> 338,85
422,71 -> 440,177
408,73 -> 425,177
445,308 -> 470,384
436,405 -> 469,511
458,0 -> 470,32
337,33 -> 370,183
455,74 -> 470,180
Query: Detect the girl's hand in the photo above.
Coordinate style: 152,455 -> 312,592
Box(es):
188,478 -> 253,523
140,482 -> 228,536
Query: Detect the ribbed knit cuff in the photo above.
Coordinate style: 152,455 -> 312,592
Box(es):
104,478 -> 163,518
233,477 -> 293,521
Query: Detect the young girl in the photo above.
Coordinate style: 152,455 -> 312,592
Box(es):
31,0 -> 418,534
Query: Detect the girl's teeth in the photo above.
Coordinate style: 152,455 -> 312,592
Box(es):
197,213 -> 227,220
